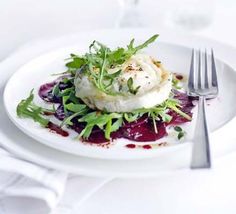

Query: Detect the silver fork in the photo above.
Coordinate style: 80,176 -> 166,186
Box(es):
188,49 -> 218,169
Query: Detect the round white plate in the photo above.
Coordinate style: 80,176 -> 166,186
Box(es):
1,29 -> 236,177
3,29 -> 236,160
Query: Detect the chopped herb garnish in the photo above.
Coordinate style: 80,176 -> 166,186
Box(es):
174,126 -> 182,132
127,77 -> 141,95
174,126 -> 185,140
178,132 -> 185,140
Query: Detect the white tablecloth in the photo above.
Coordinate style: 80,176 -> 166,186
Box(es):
1,0 -> 236,213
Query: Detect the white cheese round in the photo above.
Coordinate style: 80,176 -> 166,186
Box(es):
74,54 -> 172,112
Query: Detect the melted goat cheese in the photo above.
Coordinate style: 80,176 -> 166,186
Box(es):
74,54 -> 172,112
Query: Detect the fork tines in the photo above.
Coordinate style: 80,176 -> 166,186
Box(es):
188,49 -> 218,97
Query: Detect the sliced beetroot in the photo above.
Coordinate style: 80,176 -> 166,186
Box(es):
122,119 -> 167,142
168,90 -> 195,125
70,117 -> 167,143
86,128 -> 110,144
38,79 -> 195,144
70,118 -> 122,143
168,111 -> 192,125
122,115 -> 148,128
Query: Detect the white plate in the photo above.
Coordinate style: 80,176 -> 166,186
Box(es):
1,29 -> 236,177
3,29 -> 236,160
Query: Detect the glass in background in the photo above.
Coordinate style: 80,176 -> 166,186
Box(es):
164,0 -> 215,31
116,0 -> 144,27
116,0 -> 215,32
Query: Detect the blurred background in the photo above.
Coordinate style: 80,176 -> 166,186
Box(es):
0,0 -> 235,60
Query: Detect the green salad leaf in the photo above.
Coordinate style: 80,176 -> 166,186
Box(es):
78,112 -> 123,140
16,90 -> 52,127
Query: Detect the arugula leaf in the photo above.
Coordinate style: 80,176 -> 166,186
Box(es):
159,112 -> 172,123
105,118 -> 112,139
124,112 -> 141,122
62,95 -> 70,115
66,57 -> 85,69
111,117 -> 123,132
67,91 -> 81,104
52,80 -> 75,99
17,90 -> 50,127
60,107 -> 88,127
131,34 -> 159,54
59,89 -> 89,127
52,83 -> 60,97
65,103 -> 87,113
59,87 -> 74,97
78,112 -> 97,123
127,39 -> 135,50
78,112 -> 123,140
107,48 -> 125,64
79,125 -> 93,139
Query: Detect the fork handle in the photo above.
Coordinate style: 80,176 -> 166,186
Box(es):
191,96 -> 211,169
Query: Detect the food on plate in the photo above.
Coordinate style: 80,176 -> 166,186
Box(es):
17,34 -> 195,145
74,53 -> 172,112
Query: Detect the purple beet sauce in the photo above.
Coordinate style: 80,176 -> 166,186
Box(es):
39,80 -> 194,144
38,81 -> 57,102
46,122 -> 69,137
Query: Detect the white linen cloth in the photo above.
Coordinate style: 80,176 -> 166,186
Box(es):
0,146 -> 67,214
0,145 -> 111,214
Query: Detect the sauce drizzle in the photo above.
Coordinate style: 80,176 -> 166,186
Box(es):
47,122 -> 69,137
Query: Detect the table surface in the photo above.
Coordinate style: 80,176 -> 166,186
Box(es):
1,0 -> 236,213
